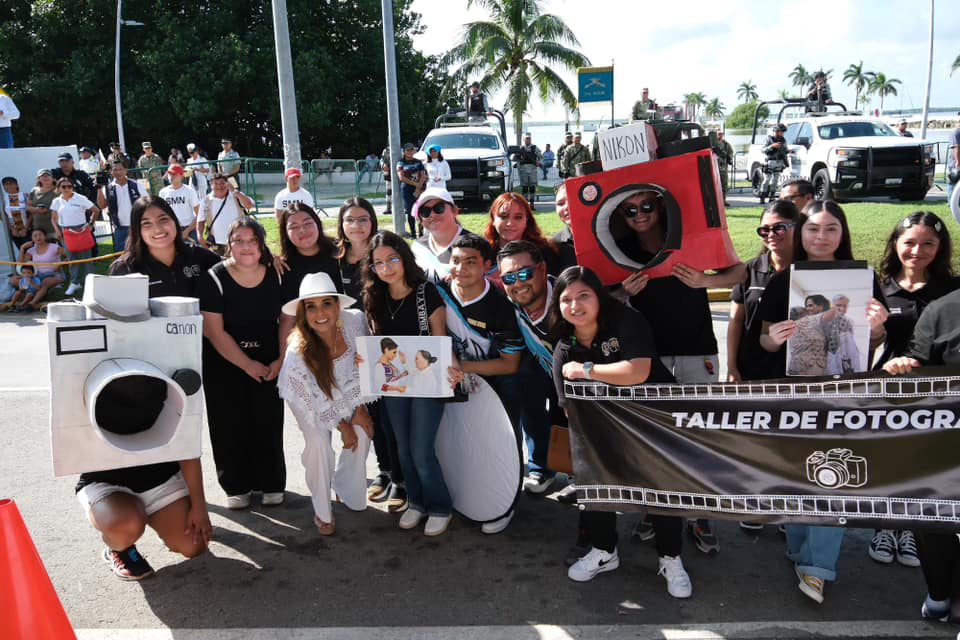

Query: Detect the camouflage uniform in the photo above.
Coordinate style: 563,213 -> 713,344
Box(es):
712,138 -> 734,196
560,143 -> 592,178
516,142 -> 541,201
137,153 -> 165,195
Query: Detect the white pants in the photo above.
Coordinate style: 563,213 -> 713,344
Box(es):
301,424 -> 370,523
659,354 -> 720,384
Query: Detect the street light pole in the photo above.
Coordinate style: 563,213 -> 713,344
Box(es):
381,0 -> 406,234
271,0 -> 302,169
920,0 -> 934,139
114,0 -> 124,151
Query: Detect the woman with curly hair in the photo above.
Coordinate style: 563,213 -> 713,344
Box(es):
483,192 -> 562,276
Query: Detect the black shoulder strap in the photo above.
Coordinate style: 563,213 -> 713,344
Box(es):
415,282 -> 429,336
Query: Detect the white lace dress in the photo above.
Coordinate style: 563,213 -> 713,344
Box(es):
277,308 -> 374,522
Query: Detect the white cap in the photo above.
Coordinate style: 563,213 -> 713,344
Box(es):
186,143 -> 196,151
413,187 -> 456,218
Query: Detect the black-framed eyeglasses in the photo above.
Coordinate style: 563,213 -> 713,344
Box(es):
782,193 -> 803,202
756,222 -> 794,237
370,256 -> 402,272
419,202 -> 447,218
501,266 -> 536,285
618,201 -> 657,218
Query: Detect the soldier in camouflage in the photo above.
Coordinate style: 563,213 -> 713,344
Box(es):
712,130 -> 734,204
516,132 -> 542,202
560,132 -> 592,178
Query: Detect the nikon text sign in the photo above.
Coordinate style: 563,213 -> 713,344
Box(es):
596,121 -> 654,170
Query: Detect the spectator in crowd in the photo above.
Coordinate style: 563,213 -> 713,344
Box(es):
51,177 -> 101,296
0,87 -> 19,148
947,116 -> 959,217
465,81 -> 490,122
551,265 -> 691,598
52,151 -> 96,201
617,188 -> 745,555
883,288 -> 960,623
556,132 -> 573,179
278,273 -> 374,536
397,143 -> 425,238
559,132 -> 591,178
424,145 -> 451,192
414,188 -> 469,281
541,144 -> 555,180
484,192 -> 562,277
516,133 -> 541,202
551,182 -> 577,269
97,161 -> 143,251
87,195 -> 218,581
359,152 -> 379,184
780,179 -> 815,212
106,142 -> 132,169
496,241 -> 562,496
897,120 -> 913,138
362,230 -> 462,536
199,217 -> 286,510
8,228 -> 66,307
137,142 -> 165,196
217,138 -> 242,188
8,263 -> 42,312
77,147 -> 101,177
184,143 -> 209,198
198,173 -> 254,254
2,176 -> 30,248
381,145 -> 394,216
158,164 -> 200,241
168,147 -> 185,166
26,169 -> 57,238
273,167 -> 315,226
759,200 -> 887,603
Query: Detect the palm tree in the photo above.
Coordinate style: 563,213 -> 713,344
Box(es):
865,72 -> 902,111
704,97 -> 724,120
952,52 -> 960,75
843,61 -> 869,109
737,81 -> 758,103
789,64 -> 809,90
441,0 -> 590,144
777,88 -> 791,100
683,92 -> 707,121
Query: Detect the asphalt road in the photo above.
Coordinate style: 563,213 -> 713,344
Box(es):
2,307 -> 956,639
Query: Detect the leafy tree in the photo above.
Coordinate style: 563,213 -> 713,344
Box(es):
789,64 -> 809,90
865,71 -> 901,111
704,97 -> 724,120
725,100 -> 767,130
440,0 -> 590,144
0,0 -> 444,159
737,81 -> 758,103
842,61 -> 869,110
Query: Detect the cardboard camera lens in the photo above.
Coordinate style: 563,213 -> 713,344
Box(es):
94,375 -> 168,436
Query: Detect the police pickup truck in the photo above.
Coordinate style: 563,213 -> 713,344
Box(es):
419,108 -> 518,204
746,101 -> 937,201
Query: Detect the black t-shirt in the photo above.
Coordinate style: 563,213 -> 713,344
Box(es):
371,280 -> 444,336
876,275 -> 960,367
438,281 -> 524,362
553,226 -> 578,270
109,244 -> 221,298
757,267 -> 887,377
199,262 -> 283,365
905,288 -> 960,366
280,247 -> 343,307
730,253 -> 784,379
628,277 -> 717,357
337,256 -> 363,307
552,306 -> 674,407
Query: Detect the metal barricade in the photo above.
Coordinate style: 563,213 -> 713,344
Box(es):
309,158 -> 363,204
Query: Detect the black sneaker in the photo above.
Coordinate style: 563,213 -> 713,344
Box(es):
367,473 -> 391,500
556,483 -> 579,505
103,546 -> 154,581
739,521 -> 763,533
386,483 -> 408,513
688,519 -> 720,555
564,543 -> 590,566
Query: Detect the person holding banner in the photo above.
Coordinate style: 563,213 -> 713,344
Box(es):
550,266 -> 690,598
884,287 -> 960,623
758,200 -> 888,603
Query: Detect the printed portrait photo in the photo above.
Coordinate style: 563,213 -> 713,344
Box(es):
356,335 -> 453,398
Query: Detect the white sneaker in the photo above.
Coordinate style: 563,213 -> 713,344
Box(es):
64,283 -> 80,296
398,508 -> 425,530
262,492 -> 284,506
658,555 -> 692,598
226,492 -> 251,510
567,546 -> 619,582
481,510 -> 514,535
424,514 -> 452,536
523,472 -> 557,495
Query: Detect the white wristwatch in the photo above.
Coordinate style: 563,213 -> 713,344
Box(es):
583,362 -> 594,380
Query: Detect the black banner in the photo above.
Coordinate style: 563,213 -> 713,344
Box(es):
565,367 -> 960,531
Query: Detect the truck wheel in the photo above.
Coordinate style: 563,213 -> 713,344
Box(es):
896,188 -> 928,202
751,167 -> 764,198
813,168 -> 833,200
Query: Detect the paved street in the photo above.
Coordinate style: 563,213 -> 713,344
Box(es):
1,305 -> 955,639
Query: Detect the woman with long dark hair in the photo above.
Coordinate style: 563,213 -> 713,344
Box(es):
335,197 -> 378,304
424,145 -> 451,191
483,192 -> 562,276
277,272 -> 374,535
199,217 -> 286,510
549,266 -> 689,598
758,200 -> 888,604
361,230 -> 463,536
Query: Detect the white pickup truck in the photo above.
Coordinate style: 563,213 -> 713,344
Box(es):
746,102 -> 937,202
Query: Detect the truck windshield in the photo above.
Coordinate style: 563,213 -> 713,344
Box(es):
817,122 -> 898,139
423,133 -> 500,150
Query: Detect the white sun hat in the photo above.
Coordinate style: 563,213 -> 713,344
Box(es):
281,272 -> 357,316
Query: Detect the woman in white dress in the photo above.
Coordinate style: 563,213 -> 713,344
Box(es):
278,272 -> 374,535
424,145 -> 451,191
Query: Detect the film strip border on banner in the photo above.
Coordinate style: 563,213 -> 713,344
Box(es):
564,375 -> 960,401
576,484 -> 960,523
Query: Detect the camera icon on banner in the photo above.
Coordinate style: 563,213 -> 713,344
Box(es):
805,448 -> 868,490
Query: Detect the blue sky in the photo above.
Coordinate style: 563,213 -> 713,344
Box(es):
409,0 -> 960,121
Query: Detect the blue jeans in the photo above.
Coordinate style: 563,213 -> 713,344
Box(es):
382,396 -> 451,516
786,524 -> 845,582
66,247 -> 92,286
517,358 -> 554,475
0,126 -> 12,148
113,226 -> 129,252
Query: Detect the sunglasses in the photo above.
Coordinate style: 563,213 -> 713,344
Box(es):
501,266 -> 536,285
419,202 -> 447,218
618,201 -> 657,218
756,222 -> 794,237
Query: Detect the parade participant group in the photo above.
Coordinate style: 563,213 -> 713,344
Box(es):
21,137 -> 960,624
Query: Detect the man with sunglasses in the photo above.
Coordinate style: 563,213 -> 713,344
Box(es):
412,187 -> 468,282
497,240 -> 563,495
780,179 -> 814,212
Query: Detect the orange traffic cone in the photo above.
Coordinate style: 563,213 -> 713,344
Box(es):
0,499 -> 76,640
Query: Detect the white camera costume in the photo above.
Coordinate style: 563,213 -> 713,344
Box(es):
278,308 -> 373,523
